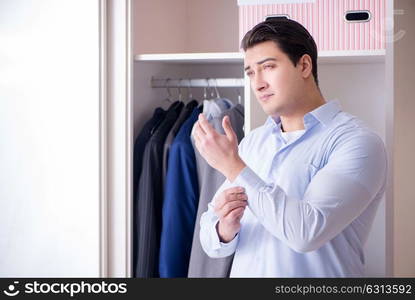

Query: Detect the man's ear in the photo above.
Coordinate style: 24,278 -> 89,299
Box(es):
299,54 -> 313,80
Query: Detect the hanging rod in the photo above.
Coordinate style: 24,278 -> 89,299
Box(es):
151,77 -> 245,88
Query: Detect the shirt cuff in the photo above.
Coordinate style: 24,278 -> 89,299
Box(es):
210,219 -> 239,250
232,166 -> 274,193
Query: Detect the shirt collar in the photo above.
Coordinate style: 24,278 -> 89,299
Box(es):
265,99 -> 342,132
308,99 -> 342,126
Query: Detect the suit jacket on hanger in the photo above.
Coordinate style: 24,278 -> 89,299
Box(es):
162,99 -> 199,186
135,101 -> 183,278
188,102 -> 245,278
133,107 -> 167,277
159,106 -> 202,277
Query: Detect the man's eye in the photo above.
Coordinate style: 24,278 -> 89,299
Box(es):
264,64 -> 275,69
246,71 -> 254,77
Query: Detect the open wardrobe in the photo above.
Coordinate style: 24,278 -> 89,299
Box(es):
124,0 -> 411,278
2,0 -> 415,278
129,0 -> 392,278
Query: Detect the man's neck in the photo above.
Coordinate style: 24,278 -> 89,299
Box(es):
280,93 -> 326,132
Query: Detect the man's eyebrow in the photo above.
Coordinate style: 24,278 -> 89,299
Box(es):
244,58 -> 277,71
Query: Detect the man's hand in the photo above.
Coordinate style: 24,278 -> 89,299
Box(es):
214,186 -> 248,243
193,114 -> 246,181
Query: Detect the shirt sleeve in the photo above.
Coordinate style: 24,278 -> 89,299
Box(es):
232,132 -> 388,253
199,179 -> 240,258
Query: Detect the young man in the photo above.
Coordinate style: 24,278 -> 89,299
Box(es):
192,19 -> 387,277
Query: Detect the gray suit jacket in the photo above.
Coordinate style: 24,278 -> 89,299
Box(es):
188,103 -> 244,277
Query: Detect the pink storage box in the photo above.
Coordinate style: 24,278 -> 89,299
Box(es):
238,0 -> 385,51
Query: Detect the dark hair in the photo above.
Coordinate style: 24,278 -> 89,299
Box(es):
241,18 -> 319,87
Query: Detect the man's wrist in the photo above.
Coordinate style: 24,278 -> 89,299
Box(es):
224,157 -> 246,182
216,221 -> 236,243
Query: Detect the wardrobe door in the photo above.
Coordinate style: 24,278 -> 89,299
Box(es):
0,0 -> 102,276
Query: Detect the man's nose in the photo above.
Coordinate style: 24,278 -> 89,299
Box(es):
254,74 -> 268,92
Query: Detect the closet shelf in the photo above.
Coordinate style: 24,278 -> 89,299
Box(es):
135,50 -> 385,65
135,52 -> 244,64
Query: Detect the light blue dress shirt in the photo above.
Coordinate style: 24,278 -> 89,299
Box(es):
199,99 -> 387,277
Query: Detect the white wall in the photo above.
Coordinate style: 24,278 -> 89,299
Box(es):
393,0 -> 415,277
186,0 -> 239,53
133,0 -> 239,54
0,0 -> 101,276
133,0 -> 187,54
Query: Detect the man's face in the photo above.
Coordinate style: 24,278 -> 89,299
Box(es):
244,40 -> 305,117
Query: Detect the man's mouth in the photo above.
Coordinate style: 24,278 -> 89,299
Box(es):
259,93 -> 274,101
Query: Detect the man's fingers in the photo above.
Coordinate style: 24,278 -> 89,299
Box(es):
225,206 -> 246,221
194,121 -> 206,137
193,128 -> 202,143
198,113 -> 216,136
222,115 -> 237,142
215,198 -> 246,217
193,127 -> 205,152
220,200 -> 247,217
214,186 -> 247,215
228,193 -> 247,201
216,192 -> 247,212
224,186 -> 245,196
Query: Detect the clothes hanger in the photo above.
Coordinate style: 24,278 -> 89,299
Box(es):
186,78 -> 193,102
205,78 -> 229,117
213,78 -> 233,109
164,78 -> 174,104
201,78 -> 211,114
213,78 -> 221,99
177,78 -> 183,103
203,78 -> 208,101
207,78 -> 217,100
